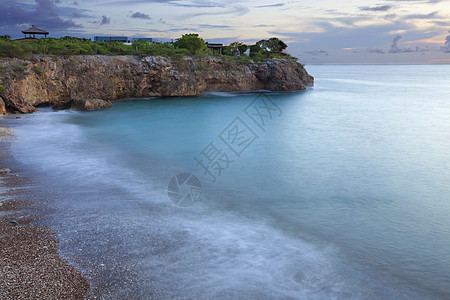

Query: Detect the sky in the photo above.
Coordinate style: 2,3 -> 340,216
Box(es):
1,0 -> 450,63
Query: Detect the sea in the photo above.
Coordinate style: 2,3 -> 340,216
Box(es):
2,64 -> 450,299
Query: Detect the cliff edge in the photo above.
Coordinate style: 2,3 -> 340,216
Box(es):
0,55 -> 313,113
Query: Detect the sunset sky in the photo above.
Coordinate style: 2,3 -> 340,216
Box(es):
1,0 -> 450,63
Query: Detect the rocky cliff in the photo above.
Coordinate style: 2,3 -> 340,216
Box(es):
0,55 -> 313,114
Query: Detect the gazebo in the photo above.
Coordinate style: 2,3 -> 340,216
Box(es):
21,25 -> 49,38
206,42 -> 223,54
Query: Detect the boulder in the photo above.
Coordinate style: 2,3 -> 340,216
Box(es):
0,88 -> 36,114
53,98 -> 112,111
0,97 -> 6,116
0,168 -> 11,174
52,100 -> 73,110
54,98 -> 111,111
70,98 -> 112,110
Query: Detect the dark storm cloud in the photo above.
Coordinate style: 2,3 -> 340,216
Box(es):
360,5 -> 393,12
100,15 -> 111,25
0,0 -> 79,30
131,12 -> 151,20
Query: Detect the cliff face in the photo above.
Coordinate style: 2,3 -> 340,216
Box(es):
0,55 -> 313,108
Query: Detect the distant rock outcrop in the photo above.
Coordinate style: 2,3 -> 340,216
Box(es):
0,87 -> 36,114
0,55 -> 314,114
53,98 -> 112,111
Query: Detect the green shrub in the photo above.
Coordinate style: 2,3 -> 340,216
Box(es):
0,85 -> 5,93
33,66 -> 44,75
173,33 -> 207,55
117,69 -> 132,79
12,63 -> 28,72
0,36 -> 301,66
249,52 -> 266,62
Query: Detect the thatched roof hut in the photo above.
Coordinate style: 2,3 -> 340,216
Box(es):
21,25 -> 49,38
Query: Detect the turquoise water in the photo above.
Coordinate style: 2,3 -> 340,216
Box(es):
7,65 -> 450,299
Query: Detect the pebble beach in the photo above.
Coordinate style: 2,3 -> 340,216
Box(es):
0,124 -> 89,299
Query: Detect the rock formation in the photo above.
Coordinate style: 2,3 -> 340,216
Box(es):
0,87 -> 36,114
54,98 -> 112,110
0,55 -> 313,114
0,97 -> 6,116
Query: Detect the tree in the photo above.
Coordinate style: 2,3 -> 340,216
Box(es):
226,42 -> 248,56
253,37 -> 287,54
173,33 -> 207,55
131,40 -> 151,55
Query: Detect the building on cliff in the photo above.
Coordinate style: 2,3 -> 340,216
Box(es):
206,42 -> 223,54
132,38 -> 173,43
94,36 -> 129,42
21,25 -> 49,39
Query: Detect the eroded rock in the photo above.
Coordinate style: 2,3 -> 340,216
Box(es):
0,56 -> 314,107
53,98 -> 112,111
0,97 -> 6,116
0,168 -> 11,174
70,98 -> 112,110
0,87 -> 36,114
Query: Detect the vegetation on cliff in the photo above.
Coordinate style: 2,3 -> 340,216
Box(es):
0,34 -> 299,64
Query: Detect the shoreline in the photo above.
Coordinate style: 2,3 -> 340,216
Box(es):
0,122 -> 89,299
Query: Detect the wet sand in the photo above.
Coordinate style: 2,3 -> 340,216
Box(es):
0,125 -> 89,299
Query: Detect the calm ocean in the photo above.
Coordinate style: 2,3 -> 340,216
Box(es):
5,65 -> 450,299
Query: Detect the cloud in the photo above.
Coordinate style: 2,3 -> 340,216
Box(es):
387,0 -> 443,3
131,12 -> 151,20
367,48 -> 385,54
303,50 -> 329,56
405,12 -> 438,19
443,30 -> 450,52
0,0 -> 79,31
390,35 -> 402,52
183,5 -> 249,18
198,24 -> 232,29
389,35 -> 415,53
428,58 -> 450,63
100,15 -> 111,25
360,5 -> 392,12
105,0 -> 223,8
56,5 -> 95,19
256,3 -> 285,8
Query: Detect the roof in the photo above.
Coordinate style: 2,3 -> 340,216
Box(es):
206,43 -> 223,48
21,25 -> 49,35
